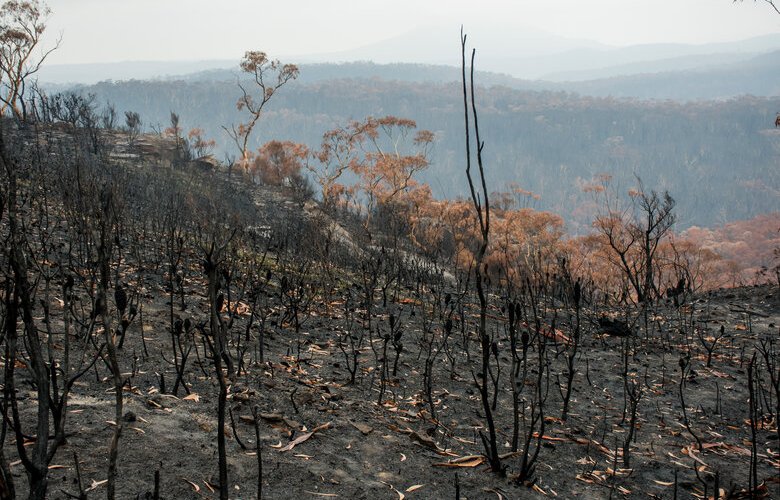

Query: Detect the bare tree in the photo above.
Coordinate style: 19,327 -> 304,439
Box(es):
594,178 -> 676,303
124,110 -> 142,147
735,0 -> 780,15
95,186 -> 125,500
190,179 -> 246,499
461,29 -> 502,476
635,183 -> 676,301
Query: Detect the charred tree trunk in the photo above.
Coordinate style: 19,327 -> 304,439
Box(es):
461,29 -> 502,476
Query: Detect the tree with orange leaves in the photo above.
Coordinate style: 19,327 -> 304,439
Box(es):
251,140 -> 309,189
310,115 -> 433,236
661,235 -> 723,292
223,51 -> 298,173
0,0 -> 58,120
309,122 -> 362,209
409,196 -> 477,265
486,205 -> 564,291
188,128 -> 216,158
349,116 -> 432,234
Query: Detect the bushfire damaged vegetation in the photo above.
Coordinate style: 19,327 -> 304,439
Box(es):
0,7 -> 778,499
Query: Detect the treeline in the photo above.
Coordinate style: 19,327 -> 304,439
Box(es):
66,76 -> 780,229
178,61 -> 541,89
560,50 -> 780,100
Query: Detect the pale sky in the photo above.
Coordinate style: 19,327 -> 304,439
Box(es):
42,0 -> 780,65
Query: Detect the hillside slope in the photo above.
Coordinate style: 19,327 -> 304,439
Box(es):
2,121 -> 777,499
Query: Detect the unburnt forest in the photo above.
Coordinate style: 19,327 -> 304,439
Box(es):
0,21 -> 778,500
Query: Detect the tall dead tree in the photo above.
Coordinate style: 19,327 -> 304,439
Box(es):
95,186 -> 124,500
461,29 -> 502,475
194,192 -> 240,500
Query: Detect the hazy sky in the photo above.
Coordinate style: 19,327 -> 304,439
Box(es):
42,0 -> 780,65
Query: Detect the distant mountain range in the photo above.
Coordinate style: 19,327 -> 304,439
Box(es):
38,60 -> 236,87
562,50 -> 780,100
309,25 -> 780,81
39,31 -> 780,101
196,51 -> 780,101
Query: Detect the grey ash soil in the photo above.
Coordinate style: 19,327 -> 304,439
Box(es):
7,278 -> 780,499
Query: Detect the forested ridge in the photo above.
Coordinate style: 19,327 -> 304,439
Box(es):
72,74 -> 780,229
